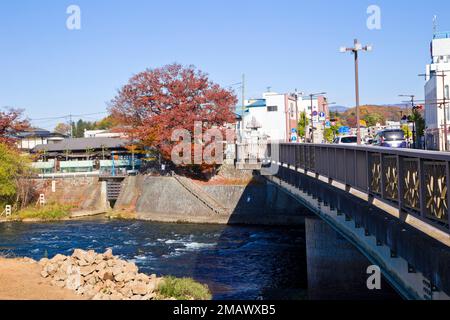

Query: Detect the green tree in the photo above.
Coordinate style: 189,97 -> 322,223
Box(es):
363,113 -> 384,127
297,111 -> 309,141
0,144 -> 33,209
409,110 -> 425,138
402,124 -> 413,139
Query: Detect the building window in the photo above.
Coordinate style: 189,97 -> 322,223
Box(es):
445,85 -> 449,100
267,106 -> 278,112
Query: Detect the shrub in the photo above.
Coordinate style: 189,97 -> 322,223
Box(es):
15,203 -> 73,221
158,276 -> 212,300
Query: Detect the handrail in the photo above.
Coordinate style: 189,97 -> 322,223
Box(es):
268,143 -> 450,234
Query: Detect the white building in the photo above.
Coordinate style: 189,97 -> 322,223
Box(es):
425,31 -> 450,151
84,129 -> 124,139
241,91 -> 302,143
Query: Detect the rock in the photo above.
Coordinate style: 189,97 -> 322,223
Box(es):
125,263 -> 139,274
130,281 -> 148,295
53,270 -> 68,281
44,263 -> 58,276
95,254 -> 105,263
119,287 -> 132,298
135,273 -> 150,283
142,293 -> 157,300
104,249 -> 113,260
109,293 -> 124,300
41,249 -> 167,301
51,254 -> 67,263
66,274 -> 81,290
114,273 -> 126,282
103,272 -> 114,281
39,258 -> 49,267
23,257 -> 36,264
112,266 -> 123,276
95,261 -> 107,271
105,279 -> 116,289
85,250 -> 96,264
80,265 -> 96,276
72,249 -> 87,261
124,272 -> 135,282
146,282 -> 156,294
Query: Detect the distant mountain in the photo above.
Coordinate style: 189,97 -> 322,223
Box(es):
329,105 -> 348,113
339,105 -> 408,127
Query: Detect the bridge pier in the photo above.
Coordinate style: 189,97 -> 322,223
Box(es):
305,216 -> 399,300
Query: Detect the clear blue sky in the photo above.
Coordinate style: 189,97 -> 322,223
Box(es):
1,0 -> 450,129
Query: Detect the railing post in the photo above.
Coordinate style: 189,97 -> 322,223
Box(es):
397,155 -> 405,216
447,161 -> 450,227
380,153 -> 386,199
344,148 -> 348,186
418,158 -> 426,218
366,151 -> 370,193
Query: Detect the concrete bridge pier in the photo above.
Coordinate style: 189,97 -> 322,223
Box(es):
305,216 -> 399,300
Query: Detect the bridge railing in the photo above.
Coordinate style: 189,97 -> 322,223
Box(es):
272,143 -> 450,233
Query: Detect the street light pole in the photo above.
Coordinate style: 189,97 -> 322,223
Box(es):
340,39 -> 372,145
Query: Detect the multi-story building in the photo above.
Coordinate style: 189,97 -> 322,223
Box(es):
424,31 -> 450,151
241,91 -> 302,143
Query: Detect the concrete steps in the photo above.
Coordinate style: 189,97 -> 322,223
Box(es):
173,175 -> 229,215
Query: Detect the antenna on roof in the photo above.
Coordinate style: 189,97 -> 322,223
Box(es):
433,15 -> 438,35
266,86 -> 271,92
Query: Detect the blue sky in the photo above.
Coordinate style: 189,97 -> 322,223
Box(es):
1,0 -> 449,129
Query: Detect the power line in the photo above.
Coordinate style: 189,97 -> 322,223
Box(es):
29,112 -> 108,122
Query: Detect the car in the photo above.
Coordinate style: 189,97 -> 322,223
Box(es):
373,129 -> 407,148
333,136 -> 358,145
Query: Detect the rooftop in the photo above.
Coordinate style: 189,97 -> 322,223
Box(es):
32,137 -> 130,153
434,31 -> 450,39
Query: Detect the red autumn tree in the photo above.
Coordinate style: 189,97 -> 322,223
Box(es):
0,108 -> 29,147
109,64 -> 237,163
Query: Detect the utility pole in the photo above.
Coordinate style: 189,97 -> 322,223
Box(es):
399,94 -> 417,149
340,39 -> 372,145
307,92 -> 326,144
241,74 -> 246,139
442,71 -> 449,151
69,114 -> 73,138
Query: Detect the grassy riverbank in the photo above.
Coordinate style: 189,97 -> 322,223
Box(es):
158,276 -> 212,300
9,204 -> 74,221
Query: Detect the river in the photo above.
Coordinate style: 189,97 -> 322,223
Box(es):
0,218 -> 400,300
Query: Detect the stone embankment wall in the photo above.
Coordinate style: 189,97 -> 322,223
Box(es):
33,177 -> 109,212
33,172 -> 308,226
130,176 -> 307,226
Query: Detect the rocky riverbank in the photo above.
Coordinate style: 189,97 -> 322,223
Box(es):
0,249 -> 211,300
38,248 -> 209,300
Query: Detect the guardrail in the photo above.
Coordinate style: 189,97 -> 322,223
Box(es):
271,143 -> 450,233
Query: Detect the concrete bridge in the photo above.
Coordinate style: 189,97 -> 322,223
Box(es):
259,143 -> 450,300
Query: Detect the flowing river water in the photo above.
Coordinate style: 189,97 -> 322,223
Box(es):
0,218 -> 400,300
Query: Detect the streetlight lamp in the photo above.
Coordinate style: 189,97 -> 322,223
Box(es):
306,92 -> 326,144
340,39 -> 373,145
